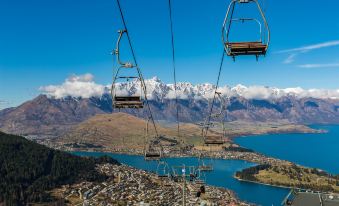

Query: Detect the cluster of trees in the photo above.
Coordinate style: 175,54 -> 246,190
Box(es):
0,131 -> 119,205
236,162 -> 339,193
235,164 -> 271,181
63,142 -> 103,149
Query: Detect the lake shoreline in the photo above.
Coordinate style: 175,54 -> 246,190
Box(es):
234,175 -> 293,190
73,151 -> 288,205
44,124 -> 336,205
229,125 -> 326,140
54,123 -> 323,155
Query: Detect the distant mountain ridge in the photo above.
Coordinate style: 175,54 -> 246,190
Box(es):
40,76 -> 339,101
0,77 -> 339,137
0,94 -> 338,138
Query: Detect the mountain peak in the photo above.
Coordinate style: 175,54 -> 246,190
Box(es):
150,76 -> 162,83
39,74 -> 339,100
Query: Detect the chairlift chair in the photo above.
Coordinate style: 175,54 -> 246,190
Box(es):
114,95 -> 143,109
144,142 -> 162,160
204,135 -> 225,145
144,151 -> 161,160
198,164 -> 213,171
144,118 -> 163,160
195,179 -> 205,185
198,153 -> 213,171
111,76 -> 144,109
144,142 -> 162,161
198,161 -> 213,172
195,168 -> 206,185
111,29 -> 144,109
222,0 -> 270,59
156,161 -> 170,178
145,151 -> 161,158
203,91 -> 226,145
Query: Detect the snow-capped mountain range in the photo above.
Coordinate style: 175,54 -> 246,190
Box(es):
40,74 -> 339,100
1,74 -> 339,137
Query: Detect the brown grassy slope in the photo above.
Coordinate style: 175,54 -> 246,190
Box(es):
59,112 -> 320,151
59,112 -> 203,149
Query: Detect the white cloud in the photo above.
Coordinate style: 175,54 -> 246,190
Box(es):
40,73 -> 105,98
278,40 -> 339,54
298,63 -> 339,68
67,73 -> 95,82
39,74 -> 339,100
283,53 -> 298,64
231,85 -> 339,100
0,100 -> 10,110
277,40 -> 339,64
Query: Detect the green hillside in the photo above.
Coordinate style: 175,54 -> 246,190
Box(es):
0,131 -> 119,205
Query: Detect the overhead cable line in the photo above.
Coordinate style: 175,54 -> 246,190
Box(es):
203,51 -> 225,137
168,0 -> 180,138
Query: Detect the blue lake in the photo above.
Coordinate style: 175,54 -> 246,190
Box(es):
74,152 -> 289,206
74,125 -> 339,205
235,124 -> 339,174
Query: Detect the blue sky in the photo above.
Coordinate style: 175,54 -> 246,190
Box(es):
1,0 -> 339,108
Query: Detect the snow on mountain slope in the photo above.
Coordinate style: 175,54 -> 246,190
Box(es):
40,74 -> 339,100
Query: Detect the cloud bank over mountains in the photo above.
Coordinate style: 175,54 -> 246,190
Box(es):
40,74 -> 339,100
40,74 -> 106,99
0,100 -> 10,110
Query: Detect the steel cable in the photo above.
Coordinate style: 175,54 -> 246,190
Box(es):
168,0 -> 180,138
116,0 -> 159,136
203,50 -> 225,137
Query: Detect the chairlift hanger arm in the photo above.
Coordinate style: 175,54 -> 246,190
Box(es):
211,92 -> 226,118
114,30 -> 135,68
222,0 -> 237,45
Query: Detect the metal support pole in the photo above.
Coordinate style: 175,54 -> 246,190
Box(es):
182,165 -> 186,206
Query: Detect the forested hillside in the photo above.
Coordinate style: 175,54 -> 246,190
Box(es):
0,131 -> 119,205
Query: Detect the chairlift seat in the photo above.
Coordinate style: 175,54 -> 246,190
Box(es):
145,153 -> 161,158
204,136 -> 224,145
199,165 -> 213,171
226,41 -> 267,56
145,152 -> 161,160
195,180 -> 205,185
114,96 -> 143,109
158,175 -> 169,178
